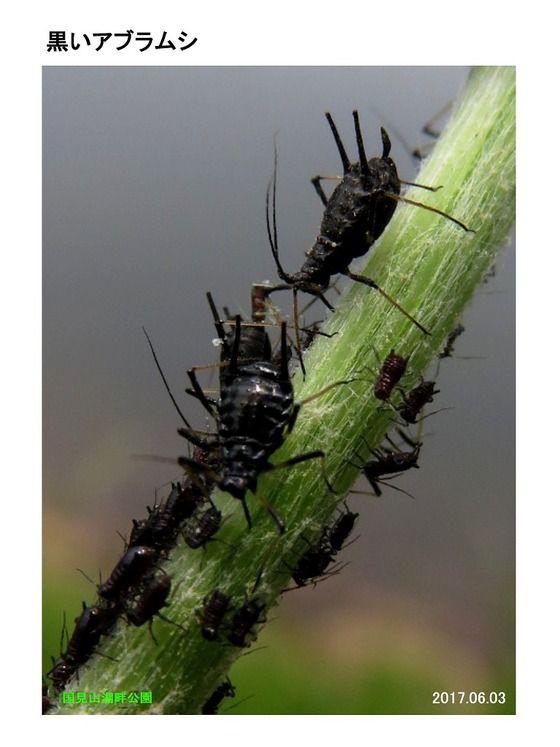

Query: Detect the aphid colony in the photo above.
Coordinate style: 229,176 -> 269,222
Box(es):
45,110 -> 473,714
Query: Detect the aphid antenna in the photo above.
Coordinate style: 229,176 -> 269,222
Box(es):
116,530 -> 128,550
142,326 -> 193,430
75,567 -> 97,587
265,142 -> 290,283
264,148 -> 309,372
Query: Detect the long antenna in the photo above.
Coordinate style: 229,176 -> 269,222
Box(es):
142,327 -> 193,430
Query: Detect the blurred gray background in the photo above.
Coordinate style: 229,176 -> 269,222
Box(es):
43,67 -> 514,711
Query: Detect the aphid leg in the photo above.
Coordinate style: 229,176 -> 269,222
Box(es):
177,427 -> 217,451
239,497 -> 253,531
147,620 -> 159,646
186,368 -> 217,417
142,327 -> 194,430
291,289 -> 306,376
310,175 -> 342,207
382,191 -> 473,232
412,101 -> 452,159
343,269 -> 430,335
156,612 -> 188,635
399,179 -> 443,192
256,495 -> 285,535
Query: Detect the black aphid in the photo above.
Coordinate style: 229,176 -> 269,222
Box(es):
266,110 -> 473,352
351,431 -> 422,498
398,379 -> 439,424
325,504 -> 359,553
47,602 -> 117,693
439,323 -> 465,359
65,602 -> 115,664
98,546 -> 157,602
227,596 -> 267,648
126,572 -> 185,643
179,317 -> 340,533
198,590 -> 231,641
182,504 -> 222,550
201,678 -> 236,714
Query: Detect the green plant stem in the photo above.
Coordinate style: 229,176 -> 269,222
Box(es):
55,66 -> 515,715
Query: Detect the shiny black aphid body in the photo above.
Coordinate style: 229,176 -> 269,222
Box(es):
227,597 -> 267,648
198,590 -> 230,641
47,602 -> 116,693
201,679 -> 236,714
66,602 -> 115,663
218,363 -> 293,499
398,380 -> 439,424
374,349 -> 409,401
148,482 -> 205,551
126,573 -> 171,627
183,505 -> 222,549
291,543 -> 335,587
180,317 -> 306,532
98,545 -> 157,602
48,657 -> 76,694
291,507 -> 358,587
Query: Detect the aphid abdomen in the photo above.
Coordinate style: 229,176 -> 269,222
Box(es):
98,546 -> 157,601
127,574 -> 171,627
199,590 -> 230,641
218,365 -> 293,451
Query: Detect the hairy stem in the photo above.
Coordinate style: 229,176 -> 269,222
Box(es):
55,66 -> 515,715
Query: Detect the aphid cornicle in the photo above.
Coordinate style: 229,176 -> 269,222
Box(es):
266,110 -> 472,348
